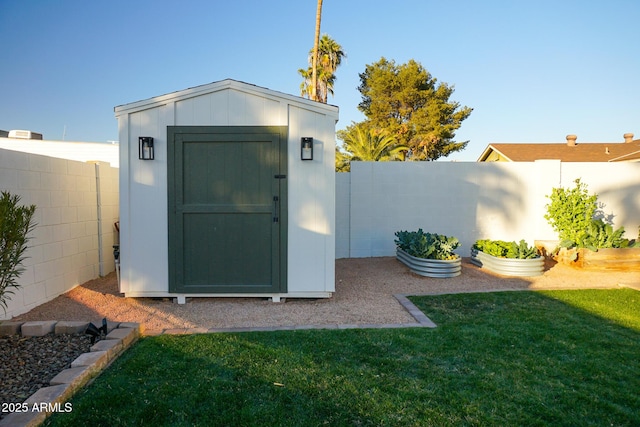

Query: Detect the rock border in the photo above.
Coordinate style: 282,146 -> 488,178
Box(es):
0,320 -> 141,427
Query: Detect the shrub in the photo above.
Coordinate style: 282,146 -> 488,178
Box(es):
544,178 -> 598,245
0,191 -> 37,313
545,179 -> 638,250
394,229 -> 460,260
473,239 -> 539,259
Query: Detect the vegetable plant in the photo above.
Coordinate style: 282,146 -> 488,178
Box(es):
568,219 -> 639,251
0,191 -> 37,314
473,239 -> 539,259
394,229 -> 460,260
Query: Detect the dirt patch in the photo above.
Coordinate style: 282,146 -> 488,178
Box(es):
11,257 -> 640,333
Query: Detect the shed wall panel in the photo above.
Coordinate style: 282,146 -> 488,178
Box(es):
287,105 -> 335,293
175,89 -> 286,127
120,106 -> 170,294
209,90 -> 230,124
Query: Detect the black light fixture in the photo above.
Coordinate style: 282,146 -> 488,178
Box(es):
301,137 -> 313,160
85,318 -> 108,344
138,137 -> 154,160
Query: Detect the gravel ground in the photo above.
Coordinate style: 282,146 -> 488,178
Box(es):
11,257 -> 640,332
0,333 -> 93,417
2,256 -> 638,411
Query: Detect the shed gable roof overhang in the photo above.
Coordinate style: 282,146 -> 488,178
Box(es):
114,78 -> 339,120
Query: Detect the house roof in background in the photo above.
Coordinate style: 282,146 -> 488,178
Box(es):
478,138 -> 640,162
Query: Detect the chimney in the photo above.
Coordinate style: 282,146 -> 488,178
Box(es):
623,133 -> 634,143
566,134 -> 577,146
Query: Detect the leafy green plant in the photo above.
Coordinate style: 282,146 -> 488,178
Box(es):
0,191 -> 37,313
565,219 -> 640,251
394,229 -> 460,260
544,178 -> 598,245
473,239 -> 539,259
545,179 -> 638,250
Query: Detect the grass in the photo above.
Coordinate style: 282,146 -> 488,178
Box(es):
45,288 -> 640,426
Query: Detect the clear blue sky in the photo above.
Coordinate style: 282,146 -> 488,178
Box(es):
1,0 -> 638,161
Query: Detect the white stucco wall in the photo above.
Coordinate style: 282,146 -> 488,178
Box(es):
335,173 -> 351,259
115,80 -> 338,298
337,161 -> 640,258
0,137 -> 119,167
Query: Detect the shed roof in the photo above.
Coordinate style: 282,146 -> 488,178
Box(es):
114,79 -> 339,118
477,139 -> 640,162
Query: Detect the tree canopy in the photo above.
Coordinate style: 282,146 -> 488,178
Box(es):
356,58 -> 472,160
336,122 -> 408,171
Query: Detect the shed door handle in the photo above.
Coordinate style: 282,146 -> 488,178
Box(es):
273,196 -> 279,223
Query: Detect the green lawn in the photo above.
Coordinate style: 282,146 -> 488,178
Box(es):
45,289 -> 640,426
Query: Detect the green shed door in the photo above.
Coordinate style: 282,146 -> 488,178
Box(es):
168,126 -> 287,294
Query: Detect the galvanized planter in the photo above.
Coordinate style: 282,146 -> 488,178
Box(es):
396,248 -> 462,278
470,248 -> 544,277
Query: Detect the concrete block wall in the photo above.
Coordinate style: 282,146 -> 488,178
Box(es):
337,161 -> 640,258
0,148 -> 119,320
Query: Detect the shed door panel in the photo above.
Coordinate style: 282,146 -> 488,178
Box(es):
168,126 -> 287,294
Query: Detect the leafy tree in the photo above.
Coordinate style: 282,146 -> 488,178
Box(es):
300,34 -> 345,103
356,57 -> 472,160
0,191 -> 36,313
336,122 -> 408,171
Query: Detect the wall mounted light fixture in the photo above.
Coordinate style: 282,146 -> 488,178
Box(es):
138,137 -> 154,160
301,137 -> 313,160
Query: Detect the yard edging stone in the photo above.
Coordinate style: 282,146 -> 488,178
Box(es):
0,321 -> 140,427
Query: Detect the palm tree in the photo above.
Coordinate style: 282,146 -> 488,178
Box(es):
319,36 -> 344,69
337,123 -> 408,170
335,146 -> 351,172
299,68 -> 314,99
316,35 -> 344,102
300,34 -> 345,103
311,0 -> 323,101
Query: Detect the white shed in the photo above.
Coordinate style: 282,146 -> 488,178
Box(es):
114,79 -> 338,301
